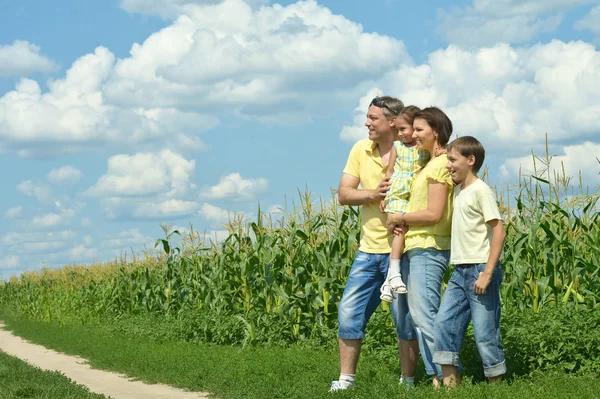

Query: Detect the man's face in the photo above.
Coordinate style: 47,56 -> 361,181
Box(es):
364,105 -> 392,142
446,148 -> 474,185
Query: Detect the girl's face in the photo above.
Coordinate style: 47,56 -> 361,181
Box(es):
396,115 -> 416,145
412,118 -> 436,152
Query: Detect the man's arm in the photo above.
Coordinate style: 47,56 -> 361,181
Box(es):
338,173 -> 389,206
474,219 -> 506,294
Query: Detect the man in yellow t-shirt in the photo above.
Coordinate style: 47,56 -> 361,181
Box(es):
330,96 -> 419,392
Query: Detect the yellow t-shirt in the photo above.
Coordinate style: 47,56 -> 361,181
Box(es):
343,138 -> 391,254
404,154 -> 454,252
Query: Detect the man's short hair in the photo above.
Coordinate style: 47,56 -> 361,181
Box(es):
447,136 -> 486,173
370,96 -> 404,119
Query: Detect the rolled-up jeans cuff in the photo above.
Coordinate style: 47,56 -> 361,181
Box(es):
433,351 -> 460,366
484,360 -> 506,377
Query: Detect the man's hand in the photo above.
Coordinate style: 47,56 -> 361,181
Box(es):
374,177 -> 391,201
474,272 -> 492,295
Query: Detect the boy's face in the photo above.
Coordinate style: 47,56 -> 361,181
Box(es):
446,148 -> 475,185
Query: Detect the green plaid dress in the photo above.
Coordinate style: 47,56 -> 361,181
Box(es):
384,141 -> 430,214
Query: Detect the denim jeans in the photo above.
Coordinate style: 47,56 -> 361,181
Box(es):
403,248 -> 450,377
338,251 -> 416,340
433,263 -> 506,377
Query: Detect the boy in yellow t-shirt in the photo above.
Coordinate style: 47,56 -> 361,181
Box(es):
433,136 -> 507,386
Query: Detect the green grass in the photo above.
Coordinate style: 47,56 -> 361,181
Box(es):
1,310 -> 598,399
0,349 -> 106,399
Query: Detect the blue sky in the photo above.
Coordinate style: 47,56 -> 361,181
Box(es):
1,0 -> 600,279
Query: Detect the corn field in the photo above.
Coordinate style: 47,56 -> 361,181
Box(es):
1,151 -> 599,344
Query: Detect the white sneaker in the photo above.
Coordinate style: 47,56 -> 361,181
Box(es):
399,375 -> 415,391
389,275 -> 408,294
380,282 -> 395,303
399,376 -> 415,390
329,380 -> 355,392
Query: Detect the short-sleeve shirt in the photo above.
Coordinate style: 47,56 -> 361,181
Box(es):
343,138 -> 391,254
383,141 -> 430,214
404,154 -> 454,252
451,178 -> 501,264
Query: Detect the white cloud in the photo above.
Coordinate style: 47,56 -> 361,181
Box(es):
104,0 -> 407,119
133,199 -> 201,218
120,0 -> 269,19
437,0 -> 598,46
1,0 -> 407,155
345,41 -> 600,159
202,173 -> 268,200
0,48 -> 115,143
65,245 -> 100,262
0,255 -> 20,269
16,180 -> 53,203
0,40 -> 57,77
22,241 -> 67,254
339,87 -> 384,143
30,213 -> 63,229
200,203 -> 231,222
87,150 -> 195,197
1,230 -> 77,246
83,235 -> 94,246
81,217 -> 92,227
0,47 -> 218,155
202,229 -> 230,243
500,142 -> 600,186
4,206 -> 23,219
47,166 -> 84,184
574,5 -> 600,36
104,228 -> 154,248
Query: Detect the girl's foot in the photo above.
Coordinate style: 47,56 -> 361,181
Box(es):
389,275 -> 408,294
380,282 -> 395,303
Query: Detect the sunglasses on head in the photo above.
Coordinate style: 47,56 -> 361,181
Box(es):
370,96 -> 400,115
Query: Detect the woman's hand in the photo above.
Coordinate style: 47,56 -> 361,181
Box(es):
386,214 -> 407,235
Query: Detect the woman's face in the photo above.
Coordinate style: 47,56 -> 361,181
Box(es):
396,116 -> 416,145
412,118 -> 436,152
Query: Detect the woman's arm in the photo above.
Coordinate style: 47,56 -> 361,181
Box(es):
387,181 -> 448,227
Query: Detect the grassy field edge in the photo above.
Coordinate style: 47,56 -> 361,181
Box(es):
0,349 -> 106,399
1,309 -> 599,399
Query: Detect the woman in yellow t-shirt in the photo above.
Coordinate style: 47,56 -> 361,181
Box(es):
387,107 -> 454,388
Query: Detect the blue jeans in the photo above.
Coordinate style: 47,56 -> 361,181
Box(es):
433,263 -> 506,377
402,248 -> 450,377
338,251 -> 416,340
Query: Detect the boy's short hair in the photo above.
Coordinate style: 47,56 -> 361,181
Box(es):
447,136 -> 485,173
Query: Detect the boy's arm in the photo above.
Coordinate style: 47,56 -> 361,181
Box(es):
474,219 -> 506,294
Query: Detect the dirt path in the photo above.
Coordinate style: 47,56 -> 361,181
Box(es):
0,322 -> 210,399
